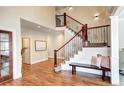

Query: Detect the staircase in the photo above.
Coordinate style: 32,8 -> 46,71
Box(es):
54,13 -> 110,72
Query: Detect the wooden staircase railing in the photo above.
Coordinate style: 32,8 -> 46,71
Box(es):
54,24 -> 87,67
55,13 -> 110,69
56,13 -> 110,47
56,13 -> 87,35
87,25 -> 110,47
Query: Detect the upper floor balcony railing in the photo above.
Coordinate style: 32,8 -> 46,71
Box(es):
56,13 -> 110,47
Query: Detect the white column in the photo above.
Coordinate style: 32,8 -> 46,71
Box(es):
110,16 -> 119,85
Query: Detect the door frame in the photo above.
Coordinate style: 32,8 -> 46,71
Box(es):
0,30 -> 13,82
0,25 -> 20,80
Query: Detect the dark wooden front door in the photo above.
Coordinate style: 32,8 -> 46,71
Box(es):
0,30 -> 13,83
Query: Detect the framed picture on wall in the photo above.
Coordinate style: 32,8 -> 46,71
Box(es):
35,40 -> 47,51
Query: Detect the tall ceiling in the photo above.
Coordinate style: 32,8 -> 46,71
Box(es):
55,6 -> 68,11
21,18 -> 51,32
55,6 -> 117,14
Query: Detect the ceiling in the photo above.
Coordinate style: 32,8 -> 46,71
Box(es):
21,19 -> 52,32
107,6 -> 118,14
21,6 -> 118,32
55,6 -> 68,11
55,6 -> 116,14
20,19 -> 63,33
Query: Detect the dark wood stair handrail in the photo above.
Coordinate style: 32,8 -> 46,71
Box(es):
56,13 -> 84,27
55,24 -> 87,51
66,14 -> 84,26
88,25 -> 110,29
56,29 -> 82,52
54,24 -> 87,67
54,13 -> 111,68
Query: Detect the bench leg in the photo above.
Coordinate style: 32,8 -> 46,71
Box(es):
72,66 -> 76,74
102,69 -> 106,80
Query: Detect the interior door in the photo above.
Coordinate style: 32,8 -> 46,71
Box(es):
0,30 -> 13,82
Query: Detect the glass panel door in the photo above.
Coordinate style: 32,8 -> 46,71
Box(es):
0,31 -> 12,82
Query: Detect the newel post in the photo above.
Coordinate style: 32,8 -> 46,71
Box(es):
54,50 -> 57,67
82,26 -> 85,47
85,24 -> 88,41
63,12 -> 67,26
82,24 -> 88,47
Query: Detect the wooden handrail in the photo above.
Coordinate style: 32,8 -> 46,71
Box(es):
56,13 -> 84,26
55,13 -> 111,68
56,14 -> 110,50
56,14 -> 109,30
56,13 -> 84,27
66,14 -> 84,26
56,24 -> 87,52
54,24 -> 87,67
88,25 -> 110,29
56,24 -> 110,52
67,26 -> 79,33
56,29 -> 82,52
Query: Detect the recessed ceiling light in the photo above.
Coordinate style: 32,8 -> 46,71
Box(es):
94,13 -> 100,20
37,25 -> 41,28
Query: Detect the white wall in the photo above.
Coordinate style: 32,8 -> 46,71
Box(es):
119,20 -> 124,48
0,6 -> 55,29
56,6 -> 110,27
21,27 -> 49,64
47,31 -> 64,58
0,6 -> 55,79
62,47 -> 111,75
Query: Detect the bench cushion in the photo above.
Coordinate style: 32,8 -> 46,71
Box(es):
101,56 -> 110,69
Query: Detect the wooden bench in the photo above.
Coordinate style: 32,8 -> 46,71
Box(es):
69,63 -> 110,80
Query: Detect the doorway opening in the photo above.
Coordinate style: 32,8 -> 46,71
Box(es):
21,37 -> 31,64
21,37 -> 31,77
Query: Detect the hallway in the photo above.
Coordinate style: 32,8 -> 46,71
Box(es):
0,59 -> 111,86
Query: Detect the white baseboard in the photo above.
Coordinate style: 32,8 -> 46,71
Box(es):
31,58 -> 48,64
13,73 -> 22,80
48,56 -> 64,59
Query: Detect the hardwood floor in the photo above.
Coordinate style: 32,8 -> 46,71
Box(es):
0,58 -> 111,86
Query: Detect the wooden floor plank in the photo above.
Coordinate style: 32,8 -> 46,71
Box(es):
0,58 -> 111,86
